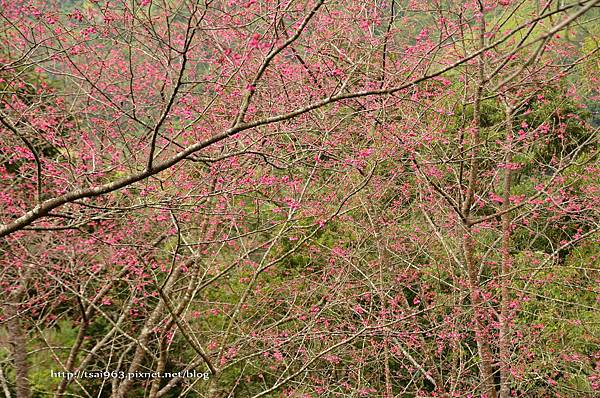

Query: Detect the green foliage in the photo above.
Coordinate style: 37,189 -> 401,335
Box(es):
514,242 -> 600,396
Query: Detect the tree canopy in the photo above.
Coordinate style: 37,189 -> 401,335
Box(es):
0,1 -> 599,397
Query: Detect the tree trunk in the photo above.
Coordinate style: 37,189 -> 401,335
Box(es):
459,6 -> 498,396
4,285 -> 30,398
499,105 -> 514,398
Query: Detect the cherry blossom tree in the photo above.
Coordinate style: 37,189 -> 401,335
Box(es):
1,0 -> 598,397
